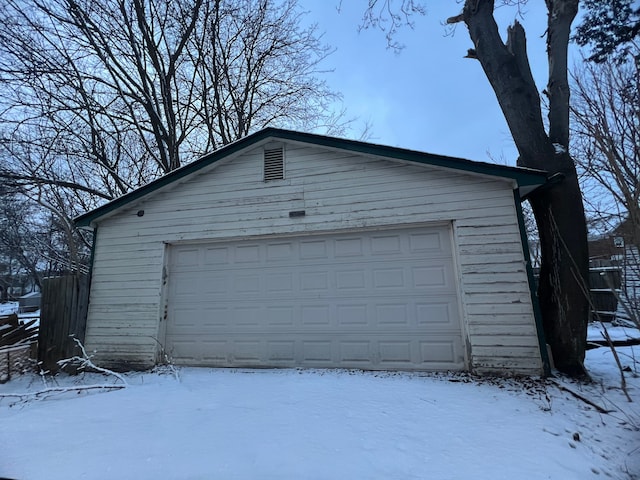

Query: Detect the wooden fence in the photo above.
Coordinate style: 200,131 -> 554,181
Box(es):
533,263 -> 623,322
590,260 -> 622,322
38,274 -> 89,372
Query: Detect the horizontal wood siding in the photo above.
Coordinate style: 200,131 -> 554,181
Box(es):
85,143 -> 542,374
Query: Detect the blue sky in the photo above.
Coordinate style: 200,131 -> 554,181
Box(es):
299,2 -> 581,165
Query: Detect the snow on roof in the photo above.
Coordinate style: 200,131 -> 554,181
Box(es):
19,292 -> 41,299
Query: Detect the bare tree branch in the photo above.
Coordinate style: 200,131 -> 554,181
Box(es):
0,0 -> 347,281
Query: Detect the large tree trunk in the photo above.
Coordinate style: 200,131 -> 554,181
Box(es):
459,0 -> 589,376
529,171 -> 590,376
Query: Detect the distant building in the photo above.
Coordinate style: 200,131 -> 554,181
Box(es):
589,217 -> 640,321
18,291 -> 41,313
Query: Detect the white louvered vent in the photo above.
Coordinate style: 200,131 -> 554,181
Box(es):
264,146 -> 284,181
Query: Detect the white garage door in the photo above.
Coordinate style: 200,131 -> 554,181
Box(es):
165,225 -> 465,370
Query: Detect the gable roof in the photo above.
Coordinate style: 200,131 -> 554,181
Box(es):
75,127 -> 548,228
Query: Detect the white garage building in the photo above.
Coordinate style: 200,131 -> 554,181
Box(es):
76,128 -> 550,375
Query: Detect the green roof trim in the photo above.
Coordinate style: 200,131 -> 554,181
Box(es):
75,127 -> 549,227
513,189 -> 551,376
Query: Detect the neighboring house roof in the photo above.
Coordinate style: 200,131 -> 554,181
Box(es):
589,216 -> 639,259
611,216 -> 639,243
75,128 -> 549,228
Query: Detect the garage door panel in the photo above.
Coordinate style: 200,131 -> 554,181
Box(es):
235,306 -> 261,326
302,340 -> 333,363
336,270 -> 366,290
301,305 -> 331,325
373,268 -> 405,288
266,273 -> 294,292
409,231 -> 449,254
205,276 -> 230,295
336,304 -> 369,325
235,244 -> 261,263
412,266 -> 448,288
416,302 -> 458,328
169,299 -> 461,333
166,333 -> 465,370
172,274 -> 200,297
300,240 -> 327,259
266,306 -> 295,326
166,225 -> 465,370
234,341 -> 262,363
267,341 -> 296,362
168,306 -> 200,328
375,303 -> 409,325
168,338 -> 198,361
300,271 -> 330,291
335,237 -> 364,257
378,341 -> 412,364
339,341 -> 371,363
419,340 -> 458,364
266,242 -> 294,261
203,307 -> 230,327
174,248 -> 199,267
199,340 -> 227,361
233,274 -> 260,294
204,246 -> 229,265
370,234 -> 401,254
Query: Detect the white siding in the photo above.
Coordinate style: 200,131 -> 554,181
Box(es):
85,143 -> 543,374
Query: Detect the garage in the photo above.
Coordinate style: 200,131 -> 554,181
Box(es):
165,225 -> 465,370
77,128 -> 548,374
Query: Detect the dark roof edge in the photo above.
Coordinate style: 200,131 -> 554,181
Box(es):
75,127 -> 549,227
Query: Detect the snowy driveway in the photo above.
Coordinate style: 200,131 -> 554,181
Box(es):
1,348 -> 639,480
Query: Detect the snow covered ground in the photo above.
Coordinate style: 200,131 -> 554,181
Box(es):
0,301 -> 19,316
16,309 -> 40,327
0,301 -> 40,327
589,322 -> 640,342
1,345 -> 638,480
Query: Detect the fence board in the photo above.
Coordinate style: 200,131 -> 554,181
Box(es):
38,275 -> 89,372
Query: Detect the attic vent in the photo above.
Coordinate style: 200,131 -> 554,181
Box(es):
264,147 -> 284,181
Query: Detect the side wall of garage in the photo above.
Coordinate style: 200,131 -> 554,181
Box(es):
84,142 -> 543,374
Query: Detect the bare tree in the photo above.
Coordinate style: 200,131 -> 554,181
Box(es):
193,0 -> 344,150
0,0 -> 340,185
571,53 -> 640,244
0,189 -> 80,294
0,0 -> 343,273
571,50 -> 640,320
359,0 -> 589,376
